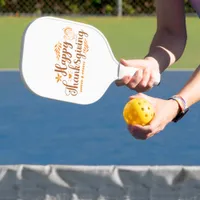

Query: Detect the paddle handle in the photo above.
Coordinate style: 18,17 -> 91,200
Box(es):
118,64 -> 161,86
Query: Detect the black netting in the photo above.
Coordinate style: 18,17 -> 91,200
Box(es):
0,0 -> 195,16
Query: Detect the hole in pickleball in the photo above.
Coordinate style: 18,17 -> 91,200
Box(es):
141,108 -> 144,111
145,114 -> 148,117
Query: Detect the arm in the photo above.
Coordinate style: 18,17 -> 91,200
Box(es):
177,65 -> 200,107
145,0 -> 187,73
128,67 -> 200,140
116,0 -> 187,91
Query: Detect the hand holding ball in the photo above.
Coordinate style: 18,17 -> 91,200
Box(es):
123,98 -> 155,126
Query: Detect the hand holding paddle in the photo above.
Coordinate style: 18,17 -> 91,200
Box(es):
20,17 -> 161,105
116,57 -> 161,92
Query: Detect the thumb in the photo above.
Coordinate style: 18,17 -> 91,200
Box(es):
149,114 -> 160,129
129,93 -> 147,100
129,93 -> 157,114
120,58 -> 129,66
120,58 -> 148,68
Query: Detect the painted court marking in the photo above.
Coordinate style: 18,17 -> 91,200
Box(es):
0,68 -> 19,72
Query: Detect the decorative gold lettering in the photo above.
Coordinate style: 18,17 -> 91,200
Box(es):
68,64 -> 80,71
74,59 -> 81,65
63,80 -> 78,96
62,80 -> 78,89
54,28 -> 89,96
61,42 -> 73,66
79,30 -> 88,38
55,64 -> 67,76
65,88 -> 78,96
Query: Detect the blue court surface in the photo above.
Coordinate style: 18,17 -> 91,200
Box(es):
0,70 -> 199,165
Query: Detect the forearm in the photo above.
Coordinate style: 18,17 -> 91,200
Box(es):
177,65 -> 200,107
145,29 -> 187,73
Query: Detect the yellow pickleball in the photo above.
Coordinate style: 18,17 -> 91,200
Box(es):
123,98 -> 155,126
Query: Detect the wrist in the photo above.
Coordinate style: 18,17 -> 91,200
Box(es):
168,99 -> 181,118
144,56 -> 161,85
168,95 -> 189,123
144,56 -> 160,72
145,46 -> 177,73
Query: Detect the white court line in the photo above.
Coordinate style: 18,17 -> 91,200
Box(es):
0,68 -> 19,72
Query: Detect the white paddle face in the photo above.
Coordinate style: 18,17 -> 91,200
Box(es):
21,17 -> 161,105
20,17 -> 119,105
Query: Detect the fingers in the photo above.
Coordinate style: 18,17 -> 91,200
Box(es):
128,125 -> 153,140
128,122 -> 165,140
139,68 -> 150,88
126,69 -> 143,89
116,68 -> 152,91
115,68 -> 144,89
115,58 -> 160,92
128,124 -> 156,140
148,74 -> 159,88
115,75 -> 132,86
127,110 -> 167,140
115,58 -> 145,88
134,74 -> 157,92
115,68 -> 154,92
